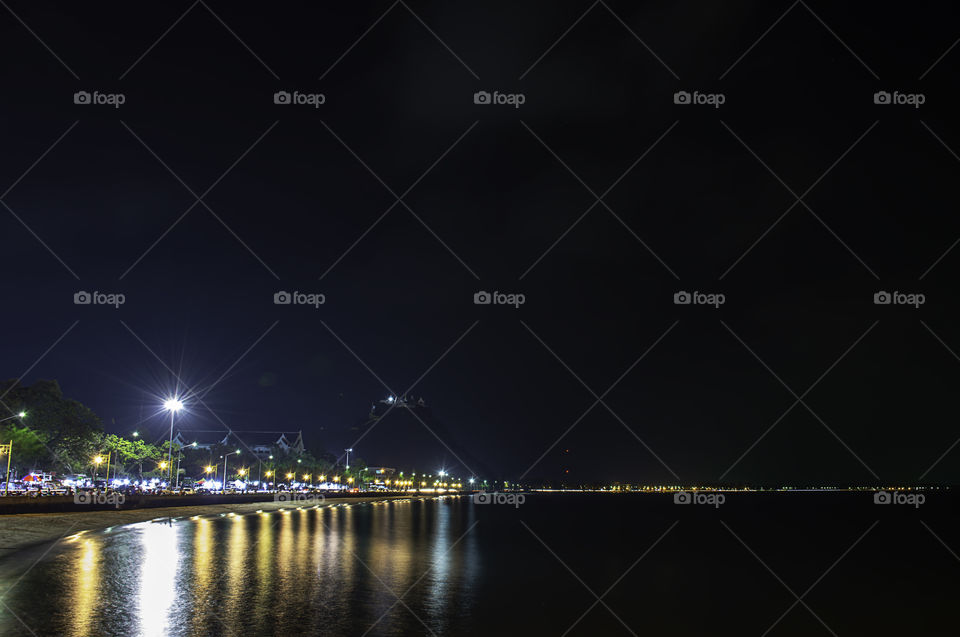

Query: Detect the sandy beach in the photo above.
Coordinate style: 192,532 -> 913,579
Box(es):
0,494 -> 425,558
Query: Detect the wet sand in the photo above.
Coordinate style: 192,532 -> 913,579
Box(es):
0,494 -> 426,557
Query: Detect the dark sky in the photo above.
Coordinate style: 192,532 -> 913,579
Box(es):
2,1 -> 959,485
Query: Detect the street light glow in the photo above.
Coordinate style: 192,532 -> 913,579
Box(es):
163,398 -> 183,412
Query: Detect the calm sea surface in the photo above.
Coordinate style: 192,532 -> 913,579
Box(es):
0,492 -> 957,636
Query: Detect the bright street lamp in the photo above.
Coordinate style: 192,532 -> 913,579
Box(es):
163,397 -> 183,483
0,412 -> 26,423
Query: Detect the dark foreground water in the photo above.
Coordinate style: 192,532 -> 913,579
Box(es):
0,492 -> 958,636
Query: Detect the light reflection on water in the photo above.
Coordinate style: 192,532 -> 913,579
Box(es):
0,498 -> 480,636
138,522 -> 179,637
69,539 -> 98,637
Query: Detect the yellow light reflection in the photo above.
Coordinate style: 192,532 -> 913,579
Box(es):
254,509 -> 275,634
189,518 -> 214,635
138,523 -> 180,637
68,539 -> 100,637
224,512 -> 250,625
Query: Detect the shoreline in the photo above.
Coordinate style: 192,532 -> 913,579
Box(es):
0,494 -> 432,558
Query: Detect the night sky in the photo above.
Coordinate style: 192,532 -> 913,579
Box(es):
2,2 -> 959,484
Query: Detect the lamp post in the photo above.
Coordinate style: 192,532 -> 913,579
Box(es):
0,412 -> 26,424
0,441 -> 13,496
93,455 -> 103,483
222,450 -> 239,492
163,398 -> 183,483
345,448 -> 352,470
258,454 -> 273,487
